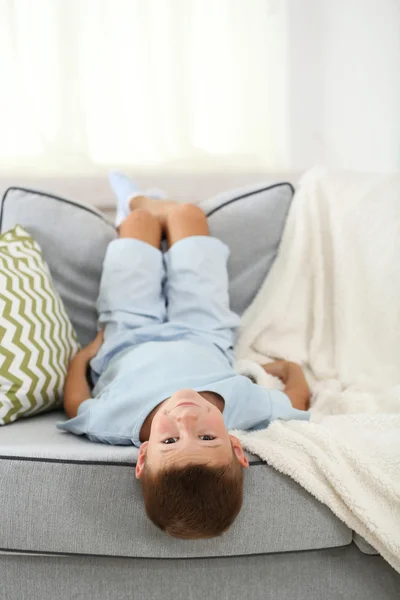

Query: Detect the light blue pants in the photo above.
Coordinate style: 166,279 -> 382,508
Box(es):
90,236 -> 240,383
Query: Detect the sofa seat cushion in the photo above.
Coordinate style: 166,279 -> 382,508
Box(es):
0,413 -> 351,558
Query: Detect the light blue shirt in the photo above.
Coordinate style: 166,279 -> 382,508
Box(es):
57,336 -> 310,446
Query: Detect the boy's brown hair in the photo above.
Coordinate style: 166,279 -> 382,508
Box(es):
141,454 -> 244,539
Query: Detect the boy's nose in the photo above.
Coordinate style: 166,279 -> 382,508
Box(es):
175,411 -> 199,425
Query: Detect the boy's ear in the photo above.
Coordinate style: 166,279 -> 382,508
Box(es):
135,441 -> 149,479
229,435 -> 249,468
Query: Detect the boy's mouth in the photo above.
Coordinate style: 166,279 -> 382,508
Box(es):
173,402 -> 200,409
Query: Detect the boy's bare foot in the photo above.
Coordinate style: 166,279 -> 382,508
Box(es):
129,195 -> 179,227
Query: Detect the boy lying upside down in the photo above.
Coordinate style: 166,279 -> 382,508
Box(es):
57,188 -> 311,540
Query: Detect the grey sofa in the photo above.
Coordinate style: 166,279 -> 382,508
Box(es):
0,185 -> 399,600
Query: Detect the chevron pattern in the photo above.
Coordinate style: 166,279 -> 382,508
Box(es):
0,225 -> 79,425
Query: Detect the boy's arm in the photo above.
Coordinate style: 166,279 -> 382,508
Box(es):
262,360 -> 310,411
64,330 -> 104,418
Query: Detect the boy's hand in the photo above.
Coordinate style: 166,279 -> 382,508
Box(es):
80,329 -> 104,361
64,331 -> 103,418
263,360 -> 311,411
262,360 -> 289,383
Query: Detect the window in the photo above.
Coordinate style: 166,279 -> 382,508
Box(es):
0,0 -> 283,175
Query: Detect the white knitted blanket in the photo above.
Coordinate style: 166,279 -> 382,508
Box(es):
233,166 -> 400,573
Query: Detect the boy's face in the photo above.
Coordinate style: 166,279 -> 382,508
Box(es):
136,389 -> 249,478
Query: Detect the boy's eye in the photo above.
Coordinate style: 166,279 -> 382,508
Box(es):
162,435 -> 216,444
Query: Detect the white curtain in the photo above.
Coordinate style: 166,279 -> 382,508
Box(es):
0,0 -> 282,176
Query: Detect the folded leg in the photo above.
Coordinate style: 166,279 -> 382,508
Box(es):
92,210 -> 165,379
163,204 -> 240,360
98,210 -> 165,337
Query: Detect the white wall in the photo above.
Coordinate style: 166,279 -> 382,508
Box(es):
1,1 -> 398,207
287,0 -> 400,172
324,0 -> 400,171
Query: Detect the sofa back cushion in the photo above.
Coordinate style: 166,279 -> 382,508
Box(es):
200,182 -> 294,315
0,188 -> 117,347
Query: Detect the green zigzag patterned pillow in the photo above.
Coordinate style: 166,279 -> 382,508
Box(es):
0,225 -> 79,425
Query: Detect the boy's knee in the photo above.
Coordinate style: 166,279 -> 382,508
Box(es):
119,208 -> 160,238
167,203 -> 206,222
120,208 -> 156,227
130,207 -> 153,219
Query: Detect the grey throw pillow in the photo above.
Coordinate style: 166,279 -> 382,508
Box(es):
199,182 -> 294,315
0,188 -> 117,347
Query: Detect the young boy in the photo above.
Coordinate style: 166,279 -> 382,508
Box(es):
57,190 -> 311,540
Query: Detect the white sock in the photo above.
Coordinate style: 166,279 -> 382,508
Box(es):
108,171 -> 167,227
